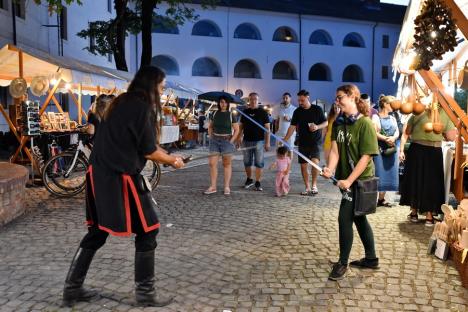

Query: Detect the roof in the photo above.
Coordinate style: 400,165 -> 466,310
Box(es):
192,0 -> 406,24
0,44 -> 130,95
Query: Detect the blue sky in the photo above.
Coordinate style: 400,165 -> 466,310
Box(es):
381,0 -> 410,5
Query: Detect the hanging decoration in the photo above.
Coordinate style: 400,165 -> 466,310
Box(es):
412,0 -> 458,70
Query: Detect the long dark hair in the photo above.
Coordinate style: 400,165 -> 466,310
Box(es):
336,84 -> 369,117
217,96 -> 230,111
105,66 -> 166,138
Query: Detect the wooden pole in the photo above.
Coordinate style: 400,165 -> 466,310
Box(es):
97,85 -> 101,96
78,83 -> 82,125
442,0 -> 468,40
68,89 -> 87,122
39,79 -> 62,116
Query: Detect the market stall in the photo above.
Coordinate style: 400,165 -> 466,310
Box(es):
0,43 -> 130,165
392,0 -> 468,286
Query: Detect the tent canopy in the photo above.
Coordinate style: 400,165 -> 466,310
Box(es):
0,44 -> 131,95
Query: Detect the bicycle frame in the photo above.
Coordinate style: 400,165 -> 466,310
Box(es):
64,139 -> 87,178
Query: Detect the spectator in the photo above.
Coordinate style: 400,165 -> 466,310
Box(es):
322,84 -> 379,281
204,97 -> 240,195
87,94 -> 115,141
283,90 -> 327,195
399,105 -> 456,226
361,93 -> 378,119
273,92 -> 296,158
323,102 -> 340,162
198,110 -> 208,147
238,92 -> 270,191
374,95 -> 400,207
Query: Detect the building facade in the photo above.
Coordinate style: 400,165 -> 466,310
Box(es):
140,0 -> 405,107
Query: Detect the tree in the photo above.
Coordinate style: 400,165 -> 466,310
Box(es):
34,0 -> 216,71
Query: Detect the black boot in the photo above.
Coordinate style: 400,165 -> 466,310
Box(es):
135,250 -> 173,307
62,247 -> 98,307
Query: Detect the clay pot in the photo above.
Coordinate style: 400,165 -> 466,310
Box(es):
424,122 -> 433,132
390,99 -> 402,111
400,101 -> 414,115
432,122 -> 443,134
412,102 -> 425,115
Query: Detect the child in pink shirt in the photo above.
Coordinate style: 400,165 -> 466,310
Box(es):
270,146 -> 291,196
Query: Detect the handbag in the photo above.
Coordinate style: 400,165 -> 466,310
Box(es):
343,123 -> 379,216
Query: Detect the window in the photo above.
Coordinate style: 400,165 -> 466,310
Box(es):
89,35 -> 96,51
0,0 -> 8,10
60,6 -> 68,40
382,35 -> 389,49
309,30 -> 333,45
342,65 -> 364,82
192,57 -> 221,77
107,0 -> 112,13
382,66 -> 389,79
309,63 -> 332,81
152,55 -> 180,76
234,23 -> 261,40
153,17 -> 179,34
234,59 -> 261,79
273,26 -> 297,42
272,61 -> 296,80
108,53 -> 112,63
14,0 -> 25,19
192,20 -> 222,37
343,32 -> 365,47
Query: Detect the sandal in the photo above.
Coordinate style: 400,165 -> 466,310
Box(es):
224,188 -> 231,195
301,189 -> 312,196
203,187 -> 217,195
407,212 -> 418,223
377,199 -> 393,207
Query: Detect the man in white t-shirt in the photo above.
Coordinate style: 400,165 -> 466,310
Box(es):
273,92 -> 296,158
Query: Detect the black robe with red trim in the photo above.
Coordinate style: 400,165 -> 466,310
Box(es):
85,92 -> 159,236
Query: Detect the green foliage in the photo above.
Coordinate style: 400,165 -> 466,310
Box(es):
76,9 -> 140,56
32,0 -> 82,13
455,89 -> 468,111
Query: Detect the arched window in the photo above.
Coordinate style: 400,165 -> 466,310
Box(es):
234,23 -> 261,40
152,18 -> 179,34
342,65 -> 364,82
192,20 -> 222,37
308,63 -> 332,81
234,59 -> 261,79
192,57 -> 221,77
151,55 -> 179,76
272,61 -> 297,80
309,30 -> 333,45
273,26 -> 297,42
343,32 -> 365,47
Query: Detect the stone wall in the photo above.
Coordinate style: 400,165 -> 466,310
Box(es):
0,162 -> 28,226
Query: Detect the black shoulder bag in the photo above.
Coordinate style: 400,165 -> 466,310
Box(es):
343,123 -> 379,216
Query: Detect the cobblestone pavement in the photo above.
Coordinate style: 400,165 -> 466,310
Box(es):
1,152 -> 468,312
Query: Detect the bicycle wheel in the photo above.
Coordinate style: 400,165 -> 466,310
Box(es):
42,152 -> 88,197
141,160 -> 161,190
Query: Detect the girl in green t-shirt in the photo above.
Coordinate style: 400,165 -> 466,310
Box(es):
322,84 -> 380,281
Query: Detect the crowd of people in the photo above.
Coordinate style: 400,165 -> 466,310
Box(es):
61,65 -> 457,308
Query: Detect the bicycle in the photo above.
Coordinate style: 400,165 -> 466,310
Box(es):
42,132 -> 161,197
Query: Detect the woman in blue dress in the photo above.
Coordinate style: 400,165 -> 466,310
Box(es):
372,95 -> 400,206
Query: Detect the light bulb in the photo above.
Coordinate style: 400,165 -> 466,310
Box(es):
50,78 -> 58,85
65,83 -> 71,90
430,31 -> 437,38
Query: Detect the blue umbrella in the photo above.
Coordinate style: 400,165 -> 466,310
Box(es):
198,91 -> 244,104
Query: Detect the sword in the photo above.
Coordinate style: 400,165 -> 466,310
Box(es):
234,107 -> 346,190
181,146 -> 257,163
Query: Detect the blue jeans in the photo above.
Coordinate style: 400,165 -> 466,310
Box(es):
209,137 -> 236,155
243,140 -> 264,168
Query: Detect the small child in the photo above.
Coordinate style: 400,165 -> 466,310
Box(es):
269,146 -> 291,197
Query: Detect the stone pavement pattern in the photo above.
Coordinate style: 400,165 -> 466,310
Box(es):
1,155 -> 468,312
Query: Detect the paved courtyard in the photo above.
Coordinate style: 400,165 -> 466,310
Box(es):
1,152 -> 468,312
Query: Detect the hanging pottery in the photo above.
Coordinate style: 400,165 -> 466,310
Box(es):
412,102 -> 425,115
400,101 -> 414,114
433,122 -> 443,134
390,99 -> 402,110
424,121 -> 434,132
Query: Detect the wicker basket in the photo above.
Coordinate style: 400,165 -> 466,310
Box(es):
450,243 -> 468,288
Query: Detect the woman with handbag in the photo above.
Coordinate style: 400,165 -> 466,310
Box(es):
373,95 -> 400,207
322,84 -> 380,281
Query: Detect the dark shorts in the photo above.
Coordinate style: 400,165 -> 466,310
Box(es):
298,145 -> 320,164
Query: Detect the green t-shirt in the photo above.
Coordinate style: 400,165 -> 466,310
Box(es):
331,116 -> 379,180
407,109 -> 455,141
210,111 -> 237,135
